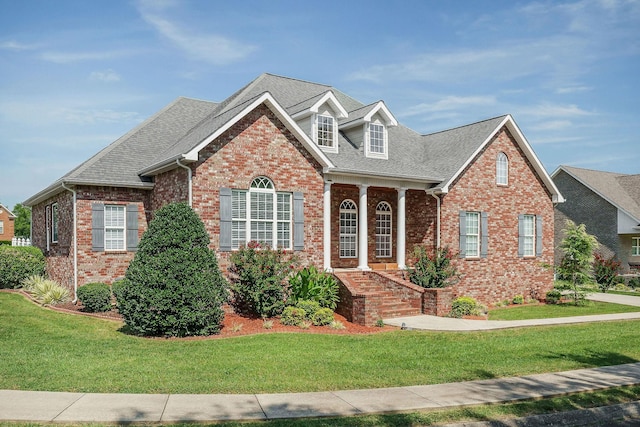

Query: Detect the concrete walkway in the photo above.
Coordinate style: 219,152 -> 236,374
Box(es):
384,292 -> 640,331
1,363 -> 640,423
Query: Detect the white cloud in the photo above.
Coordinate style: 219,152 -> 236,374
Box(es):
137,0 -> 255,65
40,49 -> 136,64
556,85 -> 592,94
401,95 -> 497,117
531,120 -> 574,131
90,69 -> 121,82
521,103 -> 596,118
0,40 -> 39,51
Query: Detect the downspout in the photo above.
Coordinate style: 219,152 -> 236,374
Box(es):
430,192 -> 441,249
61,183 -> 78,303
176,158 -> 193,207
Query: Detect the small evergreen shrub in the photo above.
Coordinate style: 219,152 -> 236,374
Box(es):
629,278 -> 639,290
77,282 -> 112,313
295,300 -> 321,319
408,245 -> 458,288
375,318 -> 385,328
114,202 -> 228,337
449,296 -> 482,318
329,320 -> 345,330
288,265 -> 339,309
311,308 -> 335,326
545,289 -> 562,304
0,246 -> 46,289
228,241 -> 297,318
21,275 -> 70,305
512,294 -> 524,305
280,306 -> 306,326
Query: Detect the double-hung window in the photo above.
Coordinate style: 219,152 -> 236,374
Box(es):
231,177 -> 292,249
51,203 -> 59,243
367,123 -> 386,157
632,237 -> 640,256
465,211 -> 480,258
104,205 -> 125,251
339,200 -> 357,258
316,114 -> 335,149
522,214 -> 535,257
375,201 -> 392,258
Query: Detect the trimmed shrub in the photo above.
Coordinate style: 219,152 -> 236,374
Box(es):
449,296 -> 482,318
0,246 -> 46,289
77,282 -> 112,313
512,294 -> 524,305
114,202 -> 228,337
311,307 -> 334,326
280,306 -> 306,326
408,245 -> 458,289
545,289 -> 562,304
295,300 -> 321,319
228,241 -> 297,318
288,265 -> 339,309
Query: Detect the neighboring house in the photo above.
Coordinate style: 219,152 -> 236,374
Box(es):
552,165 -> 640,274
24,73 -> 563,319
0,204 -> 16,242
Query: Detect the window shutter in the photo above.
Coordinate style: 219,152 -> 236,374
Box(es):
91,203 -> 104,252
293,192 -> 304,251
517,214 -> 525,258
459,211 -> 466,258
536,215 -> 543,257
126,204 -> 138,252
480,212 -> 488,258
219,188 -> 232,252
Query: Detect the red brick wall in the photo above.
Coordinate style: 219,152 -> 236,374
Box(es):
190,104 -> 325,271
0,208 -> 15,241
439,127 -> 555,304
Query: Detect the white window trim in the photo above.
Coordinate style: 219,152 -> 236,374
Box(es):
314,113 -> 338,153
51,203 -> 59,243
465,211 -> 480,258
632,237 -> 640,256
523,214 -> 535,257
339,199 -> 358,258
496,152 -> 508,186
0,220 -> 3,235
364,122 -> 388,159
375,201 -> 392,258
104,205 -> 126,252
231,178 -> 292,250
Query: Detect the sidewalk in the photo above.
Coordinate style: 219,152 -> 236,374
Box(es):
1,363 -> 640,423
384,292 -> 640,331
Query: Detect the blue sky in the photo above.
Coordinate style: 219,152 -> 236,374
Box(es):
1,0 -> 638,210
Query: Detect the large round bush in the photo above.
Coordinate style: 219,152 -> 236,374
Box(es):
113,202 -> 228,337
0,246 -> 46,289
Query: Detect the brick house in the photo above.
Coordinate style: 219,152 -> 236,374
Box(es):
24,73 -> 563,323
552,166 -> 640,274
0,204 -> 16,243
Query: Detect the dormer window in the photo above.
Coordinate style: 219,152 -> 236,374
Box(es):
316,114 -> 336,150
365,121 -> 387,159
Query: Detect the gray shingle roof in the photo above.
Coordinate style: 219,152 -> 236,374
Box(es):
558,166 -> 640,221
26,73 -> 556,205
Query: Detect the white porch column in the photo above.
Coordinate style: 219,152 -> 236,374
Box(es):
397,187 -> 407,269
323,181 -> 332,272
358,184 -> 370,270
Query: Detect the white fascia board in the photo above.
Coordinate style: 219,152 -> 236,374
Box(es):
312,91 -> 348,118
364,101 -> 398,127
184,92 -> 334,169
439,115 -> 564,203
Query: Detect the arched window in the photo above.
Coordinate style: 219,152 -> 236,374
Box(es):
375,201 -> 392,258
231,176 -> 292,249
339,200 -> 357,258
496,152 -> 508,185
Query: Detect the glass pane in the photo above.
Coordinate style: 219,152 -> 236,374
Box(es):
232,190 -> 246,219
105,229 -> 124,251
277,193 -> 290,221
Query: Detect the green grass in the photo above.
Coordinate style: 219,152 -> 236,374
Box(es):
488,300 -> 640,321
607,290 -> 640,296
1,292 -> 640,394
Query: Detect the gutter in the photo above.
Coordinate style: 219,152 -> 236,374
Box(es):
176,158 -> 193,207
61,183 -> 78,303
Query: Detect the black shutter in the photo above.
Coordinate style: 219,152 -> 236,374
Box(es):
459,211 -> 466,258
219,188 -> 232,252
293,192 -> 304,251
126,204 -> 138,252
91,203 -> 104,252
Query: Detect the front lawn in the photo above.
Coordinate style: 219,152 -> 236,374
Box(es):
488,300 -> 640,321
1,292 -> 640,394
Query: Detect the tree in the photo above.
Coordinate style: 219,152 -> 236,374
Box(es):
12,203 -> 31,238
113,202 -> 228,337
557,220 -> 598,305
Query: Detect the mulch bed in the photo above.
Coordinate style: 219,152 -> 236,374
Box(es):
5,289 -> 393,339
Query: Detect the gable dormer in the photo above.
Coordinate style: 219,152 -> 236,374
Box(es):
290,91 -> 348,154
339,101 -> 397,160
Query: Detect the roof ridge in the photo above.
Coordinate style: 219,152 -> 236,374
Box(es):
422,115 -> 508,137
562,165 -> 630,177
